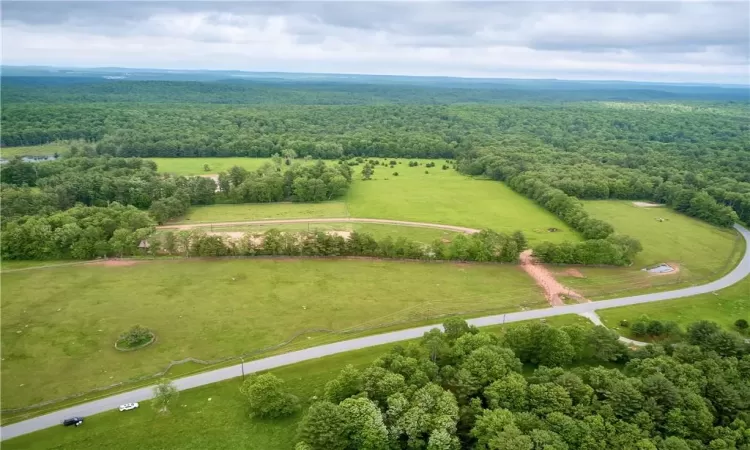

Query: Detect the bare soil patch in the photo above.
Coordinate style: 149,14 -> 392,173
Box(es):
632,201 -> 664,208
87,259 -> 142,267
563,268 -> 585,278
520,250 -> 587,306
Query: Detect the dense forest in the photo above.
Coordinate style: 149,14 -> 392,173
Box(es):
243,317 -> 750,449
2,77 -> 748,261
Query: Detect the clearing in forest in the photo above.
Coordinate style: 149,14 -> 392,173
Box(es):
555,200 -> 742,299
167,158 -> 578,244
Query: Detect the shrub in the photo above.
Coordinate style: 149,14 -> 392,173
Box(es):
425,170 -> 429,174
735,319 -> 749,332
646,320 -> 665,336
241,373 -> 299,418
620,320 -> 629,328
631,320 -> 648,337
393,172 -> 399,176
117,325 -> 153,348
442,165 -> 450,170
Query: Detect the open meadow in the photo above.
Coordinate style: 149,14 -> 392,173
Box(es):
1,258 -> 545,410
0,142 -> 72,158
547,200 -> 744,299
148,157 -> 277,175
161,158 -> 579,244
598,275 -> 750,339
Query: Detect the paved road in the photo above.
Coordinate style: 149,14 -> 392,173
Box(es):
2,223 -> 748,441
158,217 -> 481,234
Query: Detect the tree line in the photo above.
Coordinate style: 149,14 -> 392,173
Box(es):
152,228 -> 527,263
0,156 -> 353,225
5,99 -> 747,228
240,317 -> 750,449
1,203 -> 155,260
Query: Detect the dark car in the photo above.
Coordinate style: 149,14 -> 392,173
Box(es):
62,417 -> 84,427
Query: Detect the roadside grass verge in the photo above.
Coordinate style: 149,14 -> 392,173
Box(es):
598,275 -> 750,340
2,314 -> 593,450
1,258 -> 544,410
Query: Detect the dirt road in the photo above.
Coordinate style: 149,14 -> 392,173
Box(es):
158,217 -> 481,234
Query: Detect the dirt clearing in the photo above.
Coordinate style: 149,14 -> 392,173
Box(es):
632,201 -> 664,208
87,259 -> 142,267
520,250 -> 587,306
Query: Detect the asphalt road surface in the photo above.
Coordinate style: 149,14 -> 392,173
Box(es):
2,223 -> 748,441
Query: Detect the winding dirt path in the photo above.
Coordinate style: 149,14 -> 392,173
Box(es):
158,217 -> 481,234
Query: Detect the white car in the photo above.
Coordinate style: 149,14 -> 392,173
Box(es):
118,402 -> 139,412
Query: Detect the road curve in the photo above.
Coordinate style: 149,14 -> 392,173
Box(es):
2,224 -> 748,441
158,217 -> 481,234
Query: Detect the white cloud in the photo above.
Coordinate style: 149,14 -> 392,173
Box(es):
2,1 -> 749,83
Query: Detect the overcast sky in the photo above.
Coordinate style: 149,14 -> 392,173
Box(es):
2,1 -> 749,84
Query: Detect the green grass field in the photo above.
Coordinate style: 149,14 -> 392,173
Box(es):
175,202 -> 349,223
165,158 -> 578,244
3,314 -> 590,450
546,201 -> 744,299
1,142 -> 73,158
583,201 -> 740,278
598,275 -> 750,339
149,157 -> 280,175
346,162 -> 577,244
1,258 -> 545,409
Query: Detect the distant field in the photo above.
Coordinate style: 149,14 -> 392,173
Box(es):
149,157 -> 277,175
176,202 -> 349,223
164,158 -> 577,244
346,161 -> 578,244
1,142 -> 72,158
1,258 -> 544,409
528,201 -> 745,300
598,276 -> 750,339
583,201 -> 741,279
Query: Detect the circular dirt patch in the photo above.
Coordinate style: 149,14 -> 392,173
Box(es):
115,333 -> 156,352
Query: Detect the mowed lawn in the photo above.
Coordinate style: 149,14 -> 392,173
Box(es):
346,162 -> 577,244
598,275 -> 750,339
1,259 -> 545,409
